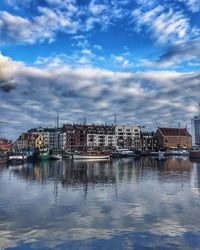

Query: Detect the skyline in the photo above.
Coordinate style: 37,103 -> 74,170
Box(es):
0,0 -> 200,139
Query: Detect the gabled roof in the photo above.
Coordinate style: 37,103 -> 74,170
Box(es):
158,127 -> 191,137
19,133 -> 41,141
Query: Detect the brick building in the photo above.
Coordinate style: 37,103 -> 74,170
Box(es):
0,138 -> 12,152
62,124 -> 116,150
141,132 -> 158,151
154,127 -> 192,149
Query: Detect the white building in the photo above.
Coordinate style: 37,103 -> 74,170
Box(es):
28,127 -> 62,149
87,125 -> 116,148
115,125 -> 141,149
191,116 -> 200,146
59,132 -> 67,150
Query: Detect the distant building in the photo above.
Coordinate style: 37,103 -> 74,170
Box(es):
154,127 -> 192,149
28,127 -> 62,149
23,123 -> 142,150
0,138 -> 12,152
87,125 -> 116,149
13,133 -> 45,152
191,115 -> 200,146
115,125 -> 141,149
62,124 -> 116,150
141,131 -> 158,151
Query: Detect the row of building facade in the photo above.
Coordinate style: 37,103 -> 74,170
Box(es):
11,124 -> 192,153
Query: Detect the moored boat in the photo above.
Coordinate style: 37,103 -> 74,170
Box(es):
190,150 -> 200,159
49,154 -> 62,160
150,151 -> 166,157
8,153 -> 27,164
113,147 -> 136,157
37,148 -> 50,160
0,155 -> 7,164
71,151 -> 111,160
168,149 -> 189,156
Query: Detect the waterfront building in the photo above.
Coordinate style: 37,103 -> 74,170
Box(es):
28,127 -> 62,150
28,127 -> 50,147
87,125 -> 116,149
0,138 -> 12,152
19,123 -> 141,151
191,115 -> 200,146
115,125 -> 141,149
13,133 -> 45,153
58,132 -> 67,150
154,127 -> 192,149
62,124 -> 116,150
141,131 -> 158,151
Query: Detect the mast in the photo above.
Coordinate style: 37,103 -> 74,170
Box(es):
56,114 -> 59,129
114,114 -> 117,126
178,122 -> 180,149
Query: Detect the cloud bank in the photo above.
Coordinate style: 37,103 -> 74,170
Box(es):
0,53 -> 199,138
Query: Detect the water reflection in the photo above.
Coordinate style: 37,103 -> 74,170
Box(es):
0,157 -> 200,250
5,157 -> 194,185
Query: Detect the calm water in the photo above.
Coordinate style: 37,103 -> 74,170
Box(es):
0,157 -> 200,250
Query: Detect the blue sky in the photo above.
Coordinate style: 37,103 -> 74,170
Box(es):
0,0 -> 200,139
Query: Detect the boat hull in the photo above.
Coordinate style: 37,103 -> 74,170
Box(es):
8,155 -> 27,164
72,154 -> 110,160
49,155 -> 62,160
38,154 -> 49,160
190,151 -> 200,159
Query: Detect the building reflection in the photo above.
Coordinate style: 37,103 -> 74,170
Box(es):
5,157 -> 197,188
190,158 -> 200,191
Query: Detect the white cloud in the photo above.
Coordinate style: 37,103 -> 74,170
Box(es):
0,7 -> 79,44
93,44 -> 102,51
132,4 -> 197,44
178,0 -> 200,12
112,55 -> 133,68
81,49 -> 94,57
1,53 -> 199,139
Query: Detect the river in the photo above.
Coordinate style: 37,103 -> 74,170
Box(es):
0,157 -> 200,249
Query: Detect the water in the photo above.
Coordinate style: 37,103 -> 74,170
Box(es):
0,157 -> 200,250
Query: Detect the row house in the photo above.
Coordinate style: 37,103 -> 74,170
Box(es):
28,127 -> 62,149
13,133 -> 44,153
28,127 -> 49,147
26,124 -> 142,150
140,132 -> 158,151
115,125 -> 141,149
62,124 -> 116,150
62,124 -> 87,150
154,127 -> 192,149
87,125 -> 116,149
0,138 -> 12,152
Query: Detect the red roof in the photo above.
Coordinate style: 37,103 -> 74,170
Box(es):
158,127 -> 191,137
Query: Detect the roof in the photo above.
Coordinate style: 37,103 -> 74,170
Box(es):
19,133 -> 41,141
158,127 -> 191,137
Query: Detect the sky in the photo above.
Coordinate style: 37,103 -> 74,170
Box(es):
0,0 -> 200,139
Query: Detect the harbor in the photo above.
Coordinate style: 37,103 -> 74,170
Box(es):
0,156 -> 200,250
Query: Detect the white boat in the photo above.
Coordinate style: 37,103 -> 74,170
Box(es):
150,151 -> 166,157
72,151 -> 111,160
8,154 -> 27,161
8,154 -> 27,164
114,146 -> 136,157
168,149 -> 189,156
50,154 -> 62,160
